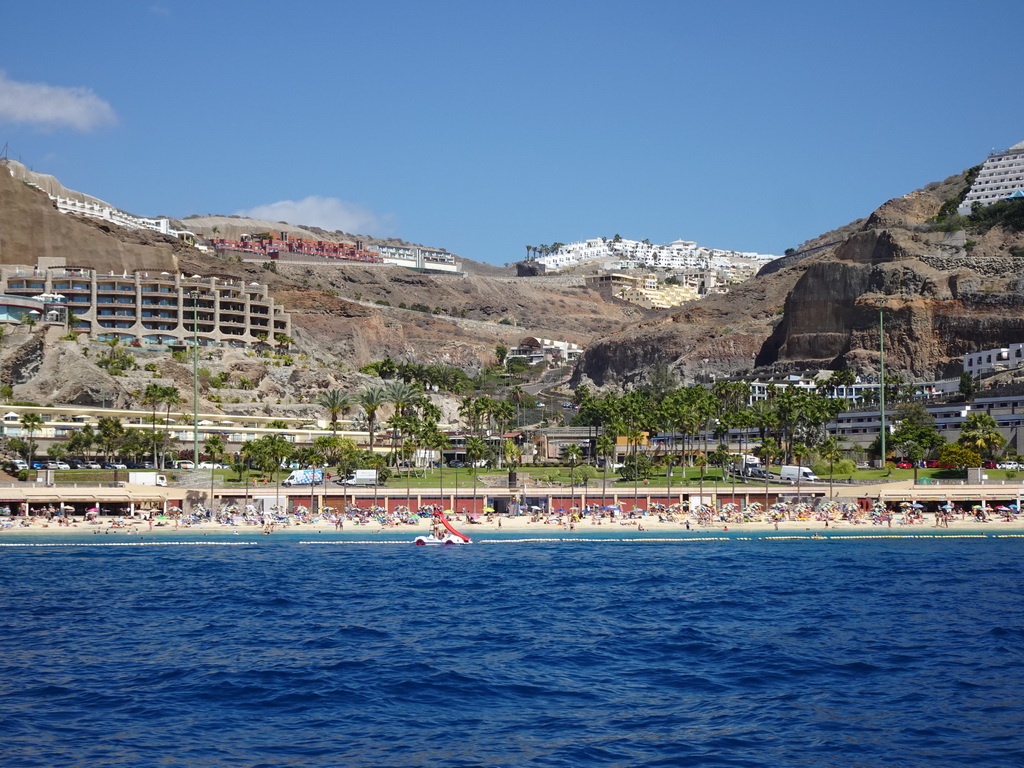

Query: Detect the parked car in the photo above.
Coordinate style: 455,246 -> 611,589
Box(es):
997,461 -> 1020,470
198,462 -> 227,469
448,461 -> 464,468
982,460 -> 997,469
103,462 -> 128,470
84,462 -> 102,470
896,461 -> 913,469
175,461 -> 195,470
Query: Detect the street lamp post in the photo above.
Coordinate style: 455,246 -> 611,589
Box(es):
878,300 -> 887,469
190,291 -> 200,466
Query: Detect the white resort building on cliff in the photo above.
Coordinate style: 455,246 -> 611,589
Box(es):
535,237 -> 777,274
958,140 -> 1024,214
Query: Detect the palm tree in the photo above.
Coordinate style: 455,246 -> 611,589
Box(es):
204,434 -> 225,518
958,412 -> 1005,459
508,386 -> 527,427
358,386 -> 387,451
458,396 -> 487,436
97,417 -> 125,463
755,437 -> 781,509
819,436 -> 844,498
420,424 -> 450,510
625,424 -> 644,505
792,442 -> 809,502
384,380 -> 421,460
160,386 -> 182,467
465,435 -> 489,506
384,380 -> 420,416
68,425 -> 96,463
142,383 -> 164,468
596,432 -> 616,507
490,400 -> 515,467
253,434 -> 294,515
20,413 -> 44,471
239,439 -> 263,513
694,453 -> 708,506
317,389 -> 352,435
903,440 -> 925,485
562,443 -> 583,512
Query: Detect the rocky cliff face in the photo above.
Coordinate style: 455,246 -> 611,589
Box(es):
0,160 -> 183,274
573,170 -> 1024,387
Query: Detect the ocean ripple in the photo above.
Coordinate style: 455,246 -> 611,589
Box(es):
0,535 -> 1021,766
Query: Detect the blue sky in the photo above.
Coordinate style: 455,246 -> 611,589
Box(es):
2,0 -> 1023,264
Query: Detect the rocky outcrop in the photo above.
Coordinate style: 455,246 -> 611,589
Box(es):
0,160 -> 182,274
573,169 -> 1024,387
2,326 -> 129,406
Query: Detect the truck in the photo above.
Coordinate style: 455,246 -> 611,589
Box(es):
779,465 -> 820,483
282,468 -> 324,486
730,454 -> 761,476
342,469 -> 378,486
128,472 -> 168,487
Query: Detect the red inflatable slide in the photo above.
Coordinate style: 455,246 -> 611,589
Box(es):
437,510 -> 472,543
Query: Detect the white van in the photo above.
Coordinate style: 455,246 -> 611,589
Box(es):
780,465 -> 820,483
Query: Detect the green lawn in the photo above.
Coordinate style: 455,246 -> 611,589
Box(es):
45,465 -> 1022,489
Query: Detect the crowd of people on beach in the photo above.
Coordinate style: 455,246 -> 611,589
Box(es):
1,497 -> 1019,533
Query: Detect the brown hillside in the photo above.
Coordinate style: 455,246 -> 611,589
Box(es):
0,160 -> 182,274
573,170 -> 1024,387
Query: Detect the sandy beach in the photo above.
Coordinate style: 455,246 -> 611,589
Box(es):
2,511 -> 1023,539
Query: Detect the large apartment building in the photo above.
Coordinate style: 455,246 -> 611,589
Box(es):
0,262 -> 291,347
958,139 -> 1024,213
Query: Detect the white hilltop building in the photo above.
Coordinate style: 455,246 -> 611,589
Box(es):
535,237 -> 777,274
958,140 -> 1024,214
2,159 -> 196,240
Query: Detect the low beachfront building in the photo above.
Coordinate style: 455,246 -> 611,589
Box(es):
0,261 -> 291,347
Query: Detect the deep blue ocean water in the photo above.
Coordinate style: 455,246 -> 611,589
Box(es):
0,531 -> 1022,767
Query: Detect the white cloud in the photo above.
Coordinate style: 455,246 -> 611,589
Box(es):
0,71 -> 117,132
234,196 -> 392,235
